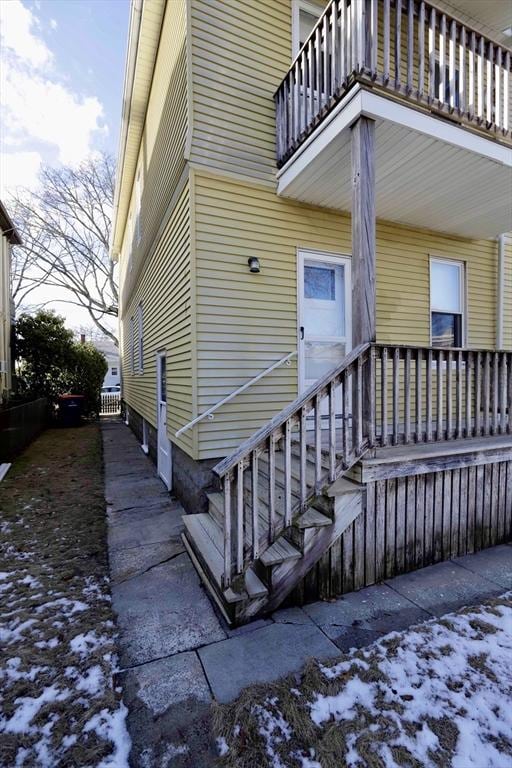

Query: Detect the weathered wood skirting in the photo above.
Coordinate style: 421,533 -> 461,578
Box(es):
289,459 -> 512,604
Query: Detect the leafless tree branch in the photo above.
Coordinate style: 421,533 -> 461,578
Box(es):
8,152 -> 118,345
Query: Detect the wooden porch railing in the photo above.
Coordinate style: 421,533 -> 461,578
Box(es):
275,0 -> 512,166
213,343 -> 511,587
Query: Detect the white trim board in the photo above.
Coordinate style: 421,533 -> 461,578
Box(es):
0,463 -> 12,483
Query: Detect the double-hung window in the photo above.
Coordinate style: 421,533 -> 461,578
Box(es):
430,258 -> 465,348
129,317 -> 135,372
137,302 -> 144,373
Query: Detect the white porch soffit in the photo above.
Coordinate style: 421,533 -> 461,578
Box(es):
277,87 -> 512,240
110,0 -> 166,260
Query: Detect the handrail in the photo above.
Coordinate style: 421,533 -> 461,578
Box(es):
175,351 -> 297,438
213,341 -> 370,477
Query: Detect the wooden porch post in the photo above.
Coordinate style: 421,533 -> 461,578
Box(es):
351,116 -> 376,446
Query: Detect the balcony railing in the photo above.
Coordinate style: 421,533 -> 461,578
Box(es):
275,0 -> 512,166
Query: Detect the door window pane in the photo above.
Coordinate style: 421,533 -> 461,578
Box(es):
430,260 -> 462,313
304,265 -> 336,300
305,341 -> 346,380
304,263 -> 345,338
160,358 -> 167,402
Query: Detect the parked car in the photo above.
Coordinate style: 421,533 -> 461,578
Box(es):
101,385 -> 121,394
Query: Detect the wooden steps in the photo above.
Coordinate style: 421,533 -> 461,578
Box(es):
182,466 -> 365,625
296,508 -> 332,529
182,514 -> 268,612
260,538 -> 301,567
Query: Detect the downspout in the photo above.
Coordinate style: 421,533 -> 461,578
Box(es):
496,234 -> 505,349
109,0 -> 143,261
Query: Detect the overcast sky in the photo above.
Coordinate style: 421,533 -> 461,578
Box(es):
0,0 -> 129,333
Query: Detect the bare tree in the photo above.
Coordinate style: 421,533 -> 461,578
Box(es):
9,153 -> 118,345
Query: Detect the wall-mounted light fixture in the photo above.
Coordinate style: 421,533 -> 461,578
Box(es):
247,256 -> 260,273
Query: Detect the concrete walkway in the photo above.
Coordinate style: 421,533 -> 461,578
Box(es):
103,419 -> 512,768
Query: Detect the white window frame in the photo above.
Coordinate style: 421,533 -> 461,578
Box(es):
134,169 -> 142,246
429,256 -> 466,348
291,0 -> 324,56
129,317 -> 135,373
137,302 -> 144,373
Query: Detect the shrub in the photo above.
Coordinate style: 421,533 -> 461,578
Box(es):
15,310 -> 108,416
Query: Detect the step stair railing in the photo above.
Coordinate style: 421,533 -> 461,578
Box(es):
213,342 -> 373,588
214,342 -> 511,588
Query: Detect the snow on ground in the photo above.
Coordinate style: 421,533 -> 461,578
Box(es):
215,593 -> 512,768
0,426 -> 131,768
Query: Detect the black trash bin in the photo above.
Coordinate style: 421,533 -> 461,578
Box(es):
58,394 -> 85,427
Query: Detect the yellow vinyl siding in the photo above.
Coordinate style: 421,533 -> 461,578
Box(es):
121,182 -> 194,456
120,0 -> 188,310
376,223 -> 497,348
190,0 -> 292,185
193,170 -> 499,459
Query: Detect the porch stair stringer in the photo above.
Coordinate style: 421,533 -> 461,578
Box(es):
182,342 -> 512,624
182,466 -> 366,624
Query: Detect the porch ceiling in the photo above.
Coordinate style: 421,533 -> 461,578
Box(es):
277,94 -> 512,241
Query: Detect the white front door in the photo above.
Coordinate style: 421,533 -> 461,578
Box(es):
157,352 -> 172,490
298,250 -> 351,397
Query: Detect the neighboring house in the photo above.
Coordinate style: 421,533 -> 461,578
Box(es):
94,338 -> 120,390
111,0 -> 512,624
0,201 -> 21,403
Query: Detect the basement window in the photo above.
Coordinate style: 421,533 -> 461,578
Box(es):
430,258 -> 464,348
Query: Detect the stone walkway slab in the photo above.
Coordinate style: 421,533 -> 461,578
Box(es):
385,560 -> 503,616
112,554 -> 226,667
452,544 -> 512,590
303,583 -> 431,631
118,651 -> 212,768
109,537 -> 185,584
198,622 -> 339,703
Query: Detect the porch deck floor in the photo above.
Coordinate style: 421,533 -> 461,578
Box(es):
103,419 -> 511,764
371,433 -> 512,462
303,423 -> 511,456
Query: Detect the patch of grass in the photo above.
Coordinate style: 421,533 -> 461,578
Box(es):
0,425 -> 124,767
213,594 -> 512,767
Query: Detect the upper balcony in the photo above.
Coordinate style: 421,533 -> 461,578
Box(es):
274,0 -> 512,239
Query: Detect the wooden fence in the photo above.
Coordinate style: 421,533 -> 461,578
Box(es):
100,393 -> 121,416
0,398 -> 48,462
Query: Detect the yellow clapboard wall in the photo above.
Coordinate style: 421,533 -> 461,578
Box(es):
192,170 -> 500,459
121,181 -> 194,457
119,0 -> 188,312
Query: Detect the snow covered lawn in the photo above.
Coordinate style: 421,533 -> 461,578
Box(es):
214,593 -> 512,768
0,425 -> 130,767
